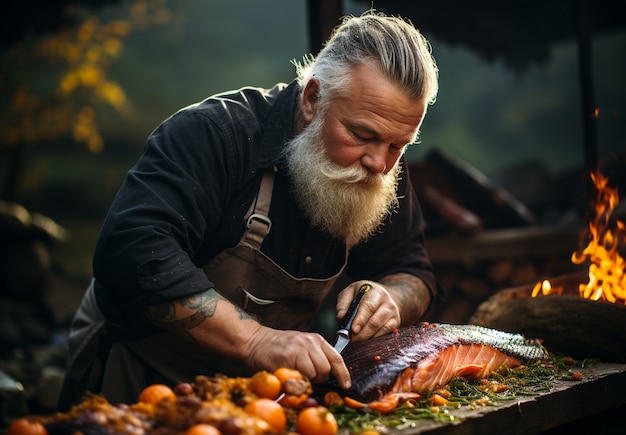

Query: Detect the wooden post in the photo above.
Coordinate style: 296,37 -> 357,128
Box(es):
576,0 -> 599,206
306,0 -> 343,54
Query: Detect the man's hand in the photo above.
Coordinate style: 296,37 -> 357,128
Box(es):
336,273 -> 431,341
146,288 -> 352,389
244,327 -> 352,389
336,281 -> 401,341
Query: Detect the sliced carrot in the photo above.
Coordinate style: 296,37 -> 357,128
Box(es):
430,393 -> 451,406
343,396 -> 367,409
368,397 -> 399,413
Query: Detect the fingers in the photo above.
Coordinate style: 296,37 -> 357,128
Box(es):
337,281 -> 401,341
353,305 -> 400,339
246,329 -> 350,388
325,345 -> 351,390
369,316 -> 401,338
298,338 -> 351,388
335,286 -> 358,320
290,335 -> 330,382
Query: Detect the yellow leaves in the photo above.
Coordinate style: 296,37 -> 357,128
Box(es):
106,20 -> 132,38
59,65 -> 102,97
78,17 -> 98,42
73,107 -> 103,153
98,82 -> 127,110
59,73 -> 78,96
60,68 -> 128,110
2,0 -> 169,154
102,38 -> 123,58
37,17 -> 127,65
77,64 -> 102,88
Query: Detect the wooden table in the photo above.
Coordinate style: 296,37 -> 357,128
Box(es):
381,362 -> 626,434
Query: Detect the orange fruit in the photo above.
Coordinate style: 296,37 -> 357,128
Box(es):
323,391 -> 344,407
273,367 -> 303,386
6,418 -> 48,435
249,370 -> 282,399
296,406 -> 338,435
184,424 -> 222,435
278,393 -> 308,408
138,383 -> 177,404
245,398 -> 287,432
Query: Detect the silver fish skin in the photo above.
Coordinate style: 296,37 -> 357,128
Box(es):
335,322 -> 548,402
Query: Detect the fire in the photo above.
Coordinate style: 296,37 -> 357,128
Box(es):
531,279 -> 562,297
532,170 -> 626,304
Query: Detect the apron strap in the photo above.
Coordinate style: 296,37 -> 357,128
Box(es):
241,167 -> 275,249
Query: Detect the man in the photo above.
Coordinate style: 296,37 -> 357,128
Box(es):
58,10 -> 440,410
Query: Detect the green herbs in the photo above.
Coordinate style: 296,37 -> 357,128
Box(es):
329,354 -> 593,434
331,400 -> 455,433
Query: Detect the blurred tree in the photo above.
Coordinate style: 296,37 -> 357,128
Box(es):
0,0 -> 169,202
0,0 -> 123,48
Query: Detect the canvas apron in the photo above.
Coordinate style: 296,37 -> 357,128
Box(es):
58,169 -> 349,409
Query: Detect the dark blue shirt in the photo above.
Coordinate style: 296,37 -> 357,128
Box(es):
92,80 -> 438,319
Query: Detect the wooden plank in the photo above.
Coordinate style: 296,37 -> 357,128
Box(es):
425,225 -> 580,264
380,362 -> 626,434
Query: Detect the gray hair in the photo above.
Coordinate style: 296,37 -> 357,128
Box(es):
294,10 -> 439,112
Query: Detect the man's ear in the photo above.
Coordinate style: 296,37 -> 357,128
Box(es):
301,78 -> 320,124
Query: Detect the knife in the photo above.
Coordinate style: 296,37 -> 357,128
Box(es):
333,283 -> 371,354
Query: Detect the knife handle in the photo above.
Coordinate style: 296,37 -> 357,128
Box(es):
337,283 -> 371,334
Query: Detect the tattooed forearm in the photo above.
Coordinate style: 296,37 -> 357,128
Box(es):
380,273 -> 431,325
145,288 -> 228,335
232,303 -> 251,321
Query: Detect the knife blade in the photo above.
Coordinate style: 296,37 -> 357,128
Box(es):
333,283 -> 371,354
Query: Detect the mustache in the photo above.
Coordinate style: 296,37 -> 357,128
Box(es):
319,161 -> 382,185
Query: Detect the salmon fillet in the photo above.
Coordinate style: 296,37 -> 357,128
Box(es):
332,323 -> 547,402
390,343 -> 522,393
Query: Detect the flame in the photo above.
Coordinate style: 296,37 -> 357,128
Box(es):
531,280 -> 563,297
572,171 -> 626,303
532,170 -> 626,304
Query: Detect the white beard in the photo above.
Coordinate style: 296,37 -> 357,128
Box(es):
283,116 -> 402,246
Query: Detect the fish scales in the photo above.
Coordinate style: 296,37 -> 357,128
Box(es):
335,323 -> 548,402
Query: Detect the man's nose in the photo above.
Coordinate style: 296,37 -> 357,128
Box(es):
361,150 -> 388,174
